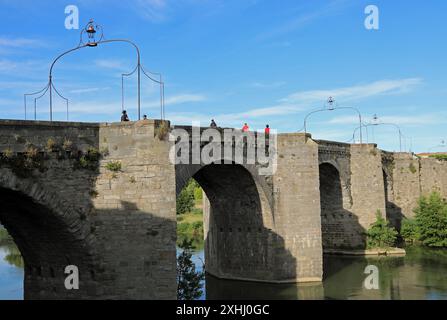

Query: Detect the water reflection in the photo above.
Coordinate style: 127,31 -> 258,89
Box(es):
1,230 -> 447,300
177,240 -> 447,300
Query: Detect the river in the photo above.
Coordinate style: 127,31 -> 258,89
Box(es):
1,240 -> 447,300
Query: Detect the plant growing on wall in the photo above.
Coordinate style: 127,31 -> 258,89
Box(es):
366,211 -> 398,249
74,147 -> 102,171
105,160 -> 122,172
63,138 -> 73,151
155,121 -> 170,140
46,138 -> 57,152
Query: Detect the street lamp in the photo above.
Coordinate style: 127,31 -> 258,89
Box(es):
350,115 -> 404,152
303,97 -> 363,144
24,19 -> 165,122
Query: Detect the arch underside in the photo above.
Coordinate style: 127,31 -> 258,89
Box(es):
0,185 -> 96,299
176,163 -> 293,282
319,163 -> 365,250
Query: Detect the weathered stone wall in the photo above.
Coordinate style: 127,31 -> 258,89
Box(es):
0,120 -> 176,300
272,133 -> 322,283
420,157 -> 447,197
349,144 -> 386,247
381,153 -> 447,228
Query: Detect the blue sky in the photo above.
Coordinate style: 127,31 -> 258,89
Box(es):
0,0 -> 446,152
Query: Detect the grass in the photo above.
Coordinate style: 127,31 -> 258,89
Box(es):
177,210 -> 203,225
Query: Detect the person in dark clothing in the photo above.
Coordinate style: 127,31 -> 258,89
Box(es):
143,115 -> 148,120
210,119 -> 217,128
121,110 -> 130,122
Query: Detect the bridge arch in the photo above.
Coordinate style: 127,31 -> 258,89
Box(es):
0,169 -> 97,299
175,163 -> 291,282
319,162 -> 365,250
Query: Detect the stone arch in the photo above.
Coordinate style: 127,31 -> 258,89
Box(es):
0,169 -> 97,299
175,163 -> 289,282
319,163 -> 365,250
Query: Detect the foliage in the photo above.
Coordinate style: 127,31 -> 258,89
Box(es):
412,192 -> 447,247
177,187 -> 195,215
177,238 -> 205,300
400,218 -> 420,244
429,154 -> 447,161
366,211 -> 398,249
46,138 -> 57,152
2,148 -> 13,159
156,121 -> 170,140
105,160 -> 122,172
177,179 -> 203,215
75,147 -> 102,171
25,145 -> 39,160
0,145 -> 45,177
409,162 -> 417,174
62,138 -> 73,151
0,226 -> 13,244
194,185 -> 203,201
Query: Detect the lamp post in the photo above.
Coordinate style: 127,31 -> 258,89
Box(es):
303,97 -> 363,144
350,115 -> 404,152
428,140 -> 447,153
24,19 -> 165,122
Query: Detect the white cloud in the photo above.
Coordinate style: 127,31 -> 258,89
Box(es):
69,87 -> 110,94
328,113 -> 443,126
282,78 -> 423,104
249,81 -> 286,89
0,37 -> 43,48
94,59 -> 128,70
135,0 -> 168,22
256,0 -> 352,41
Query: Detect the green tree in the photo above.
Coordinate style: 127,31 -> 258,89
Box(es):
177,239 -> 205,300
176,186 -> 195,215
366,211 -> 398,249
413,192 -> 447,247
400,218 -> 420,244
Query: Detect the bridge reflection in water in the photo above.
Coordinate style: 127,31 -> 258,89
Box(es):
181,244 -> 447,300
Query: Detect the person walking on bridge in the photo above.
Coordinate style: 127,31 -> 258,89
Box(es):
121,110 -> 130,122
242,123 -> 249,132
210,119 -> 217,128
265,124 -> 270,136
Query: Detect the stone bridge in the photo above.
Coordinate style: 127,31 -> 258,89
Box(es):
0,120 -> 446,299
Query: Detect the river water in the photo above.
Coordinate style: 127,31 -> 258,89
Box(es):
1,241 -> 447,300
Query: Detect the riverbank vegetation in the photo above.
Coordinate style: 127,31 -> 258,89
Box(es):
366,211 -> 398,249
401,192 -> 447,247
177,239 -> 205,300
177,179 -> 204,249
0,225 -> 24,268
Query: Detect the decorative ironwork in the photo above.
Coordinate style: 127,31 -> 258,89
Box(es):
348,116 -> 405,152
303,97 -> 363,144
23,19 -> 165,122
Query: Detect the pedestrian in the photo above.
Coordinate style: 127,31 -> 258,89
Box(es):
242,123 -> 249,132
121,110 -> 130,122
265,124 -> 270,135
210,119 -> 217,128
143,115 -> 148,120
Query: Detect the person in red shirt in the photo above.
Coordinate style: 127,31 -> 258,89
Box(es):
242,123 -> 249,132
265,124 -> 270,135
